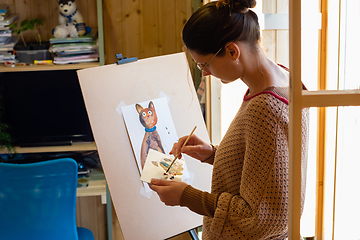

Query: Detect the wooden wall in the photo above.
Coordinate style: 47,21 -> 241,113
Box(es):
102,0 -> 194,63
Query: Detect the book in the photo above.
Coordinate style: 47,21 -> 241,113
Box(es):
56,49 -> 97,56
0,36 -> 14,45
53,57 -> 99,64
50,30 -> 98,44
0,59 -> 18,64
0,36 -> 11,43
0,5 -> 9,14
0,8 -> 9,20
49,42 -> 98,53
54,53 -> 99,61
0,52 -> 15,60
0,30 -> 11,37
0,14 -> 7,21
0,36 -> 18,50
0,26 -> 10,31
0,13 -> 18,26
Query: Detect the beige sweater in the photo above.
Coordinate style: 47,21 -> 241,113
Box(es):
180,86 -> 309,240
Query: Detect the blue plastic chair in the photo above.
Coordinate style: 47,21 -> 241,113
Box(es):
0,158 -> 94,240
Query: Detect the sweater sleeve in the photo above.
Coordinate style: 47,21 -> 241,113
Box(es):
201,144 -> 218,165
180,185 -> 218,217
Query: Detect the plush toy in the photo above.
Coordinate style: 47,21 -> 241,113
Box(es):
57,0 -> 86,36
53,23 -> 78,38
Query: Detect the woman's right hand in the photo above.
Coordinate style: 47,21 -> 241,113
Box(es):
170,134 -> 213,162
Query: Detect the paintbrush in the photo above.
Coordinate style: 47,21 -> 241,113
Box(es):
165,126 -> 197,173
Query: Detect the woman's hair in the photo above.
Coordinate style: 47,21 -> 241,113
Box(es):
182,0 -> 259,55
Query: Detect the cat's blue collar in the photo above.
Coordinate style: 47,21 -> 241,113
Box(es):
145,126 -> 156,132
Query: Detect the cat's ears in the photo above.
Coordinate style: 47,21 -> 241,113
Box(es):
135,104 -> 143,114
148,101 -> 154,109
135,101 -> 154,113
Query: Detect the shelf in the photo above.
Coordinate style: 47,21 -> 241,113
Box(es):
0,142 -> 97,154
302,89 -> 360,108
77,168 -> 107,204
0,62 -> 100,72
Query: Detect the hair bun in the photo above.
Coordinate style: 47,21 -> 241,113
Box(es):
232,0 -> 256,13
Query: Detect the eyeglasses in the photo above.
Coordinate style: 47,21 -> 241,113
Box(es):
196,47 -> 223,71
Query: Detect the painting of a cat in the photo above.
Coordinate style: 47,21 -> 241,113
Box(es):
135,101 -> 165,169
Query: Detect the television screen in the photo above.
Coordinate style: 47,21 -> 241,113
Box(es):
0,69 -> 94,147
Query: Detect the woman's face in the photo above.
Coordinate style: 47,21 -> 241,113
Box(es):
188,48 -> 242,84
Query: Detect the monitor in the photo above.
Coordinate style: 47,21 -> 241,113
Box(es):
0,69 -> 94,147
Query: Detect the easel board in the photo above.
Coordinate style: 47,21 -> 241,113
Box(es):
77,53 -> 213,240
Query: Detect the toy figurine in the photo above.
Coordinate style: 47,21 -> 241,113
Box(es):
56,0 -> 86,36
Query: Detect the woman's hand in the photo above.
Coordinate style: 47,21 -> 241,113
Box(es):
170,134 -> 213,162
149,178 -> 188,206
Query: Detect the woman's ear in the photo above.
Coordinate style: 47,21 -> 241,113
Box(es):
225,42 -> 241,61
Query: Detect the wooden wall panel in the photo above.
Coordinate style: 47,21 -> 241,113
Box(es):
140,0 -> 160,58
103,0 -> 193,63
121,0 -> 141,59
159,0 -> 177,55
102,0 -> 123,64
176,0 -> 193,51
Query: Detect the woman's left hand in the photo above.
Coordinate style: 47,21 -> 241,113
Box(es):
149,178 -> 188,206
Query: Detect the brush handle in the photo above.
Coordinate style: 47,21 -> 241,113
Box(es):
165,126 -> 197,173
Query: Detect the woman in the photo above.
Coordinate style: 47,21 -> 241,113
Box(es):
149,0 -> 309,239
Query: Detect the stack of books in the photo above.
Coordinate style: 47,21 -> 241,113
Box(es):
0,4 -> 18,62
49,31 -> 99,64
0,4 -> 9,21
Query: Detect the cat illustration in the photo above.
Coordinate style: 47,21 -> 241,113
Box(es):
136,101 -> 165,169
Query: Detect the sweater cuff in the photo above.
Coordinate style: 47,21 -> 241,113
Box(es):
180,185 -> 218,217
202,144 -> 217,164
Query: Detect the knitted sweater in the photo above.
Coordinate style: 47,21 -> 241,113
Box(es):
180,86 -> 309,240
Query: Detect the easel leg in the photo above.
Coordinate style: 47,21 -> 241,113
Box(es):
188,228 -> 200,240
106,184 -> 113,240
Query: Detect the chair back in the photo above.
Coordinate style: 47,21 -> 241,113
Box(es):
0,158 -> 79,240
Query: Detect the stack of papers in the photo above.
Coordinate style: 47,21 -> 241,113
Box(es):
0,51 -> 16,63
0,5 -> 18,61
0,13 -> 18,27
49,31 -> 99,64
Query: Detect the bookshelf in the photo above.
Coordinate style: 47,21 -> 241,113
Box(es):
0,0 -> 105,152
0,0 -> 104,71
2,142 -> 97,154
0,62 -> 100,72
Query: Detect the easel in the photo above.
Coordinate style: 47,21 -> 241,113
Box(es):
78,53 -> 213,240
116,54 -> 202,240
188,228 -> 200,240
164,228 -> 200,240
